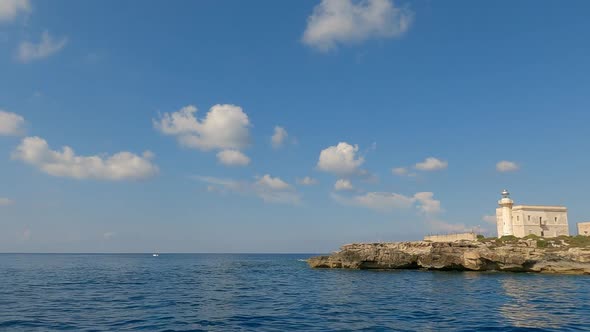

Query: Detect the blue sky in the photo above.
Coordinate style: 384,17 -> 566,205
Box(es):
1,0 -> 590,253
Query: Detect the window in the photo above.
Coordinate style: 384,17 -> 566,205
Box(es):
517,216 -> 519,221
555,217 -> 558,222
528,215 -> 531,221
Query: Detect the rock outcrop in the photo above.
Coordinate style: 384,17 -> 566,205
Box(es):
307,240 -> 590,274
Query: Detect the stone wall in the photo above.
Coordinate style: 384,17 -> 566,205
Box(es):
578,222 -> 590,236
423,232 -> 477,242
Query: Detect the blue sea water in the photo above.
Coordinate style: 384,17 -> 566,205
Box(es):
0,254 -> 589,331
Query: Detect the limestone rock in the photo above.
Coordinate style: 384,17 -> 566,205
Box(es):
307,240 -> 590,275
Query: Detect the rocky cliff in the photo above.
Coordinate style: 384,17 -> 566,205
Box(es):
307,238 -> 590,274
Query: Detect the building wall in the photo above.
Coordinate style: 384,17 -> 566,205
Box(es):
578,222 -> 590,236
496,208 -> 505,237
424,232 -> 477,242
511,206 -> 568,238
496,205 -> 568,238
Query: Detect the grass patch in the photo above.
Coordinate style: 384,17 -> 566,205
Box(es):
564,235 -> 590,247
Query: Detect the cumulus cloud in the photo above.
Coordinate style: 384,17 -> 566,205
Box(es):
391,166 -> 417,177
482,215 -> 497,224
217,149 -> 250,167
0,198 -> 14,206
302,0 -> 413,52
297,176 -> 318,186
195,175 -> 300,205
154,104 -> 251,151
16,31 -> 68,63
334,179 -> 354,191
271,126 -> 288,149
413,192 -> 442,215
256,174 -> 290,190
317,142 -> 365,175
414,157 -> 448,171
496,160 -> 519,172
0,0 -> 30,22
0,110 -> 25,136
392,167 -> 407,175
332,190 -> 442,215
12,136 -> 159,181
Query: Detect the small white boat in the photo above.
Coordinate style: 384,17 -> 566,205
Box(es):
152,253 -> 159,257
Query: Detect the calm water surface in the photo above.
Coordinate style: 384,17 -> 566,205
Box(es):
0,254 -> 589,331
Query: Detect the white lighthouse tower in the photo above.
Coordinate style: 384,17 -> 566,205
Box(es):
498,189 -> 514,236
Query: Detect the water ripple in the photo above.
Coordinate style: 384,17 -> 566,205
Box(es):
1,254 -> 589,331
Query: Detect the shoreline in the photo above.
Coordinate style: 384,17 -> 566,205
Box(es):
307,237 -> 590,275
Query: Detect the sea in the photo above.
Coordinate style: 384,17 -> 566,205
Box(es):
0,254 -> 589,331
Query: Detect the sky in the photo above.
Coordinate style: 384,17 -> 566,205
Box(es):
2,0 -> 590,253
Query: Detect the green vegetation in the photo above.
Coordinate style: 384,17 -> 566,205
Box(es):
564,235 -> 590,247
536,239 -> 549,248
474,234 -> 590,249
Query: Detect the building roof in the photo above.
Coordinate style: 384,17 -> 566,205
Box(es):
512,205 -> 567,212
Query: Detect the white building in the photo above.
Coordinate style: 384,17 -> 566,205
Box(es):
496,190 -> 569,238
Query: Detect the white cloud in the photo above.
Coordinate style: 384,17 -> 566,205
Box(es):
0,198 -> 14,206
256,174 -> 290,190
482,215 -> 497,224
334,178 -> 354,191
0,0 -> 30,22
392,167 -> 407,176
332,191 -> 442,215
302,0 -> 413,52
217,149 -> 250,167
12,136 -> 159,181
16,31 -> 68,63
271,126 -> 288,149
195,175 -> 300,205
317,142 -> 364,175
154,104 -> 251,151
413,192 -> 442,215
0,110 -> 25,136
297,176 -> 318,186
392,166 -> 416,177
414,157 -> 448,171
496,160 -> 519,172
103,232 -> 115,240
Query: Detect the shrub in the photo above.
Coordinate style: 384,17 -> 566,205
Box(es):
566,235 -> 590,247
499,235 -> 518,242
537,239 -> 549,248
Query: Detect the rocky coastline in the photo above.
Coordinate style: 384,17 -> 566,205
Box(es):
307,237 -> 590,274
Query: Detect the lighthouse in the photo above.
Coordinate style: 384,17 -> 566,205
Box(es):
498,189 -> 514,236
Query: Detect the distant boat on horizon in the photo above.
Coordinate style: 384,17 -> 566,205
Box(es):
152,253 -> 159,257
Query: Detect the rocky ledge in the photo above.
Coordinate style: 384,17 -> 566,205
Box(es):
308,238 -> 590,274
